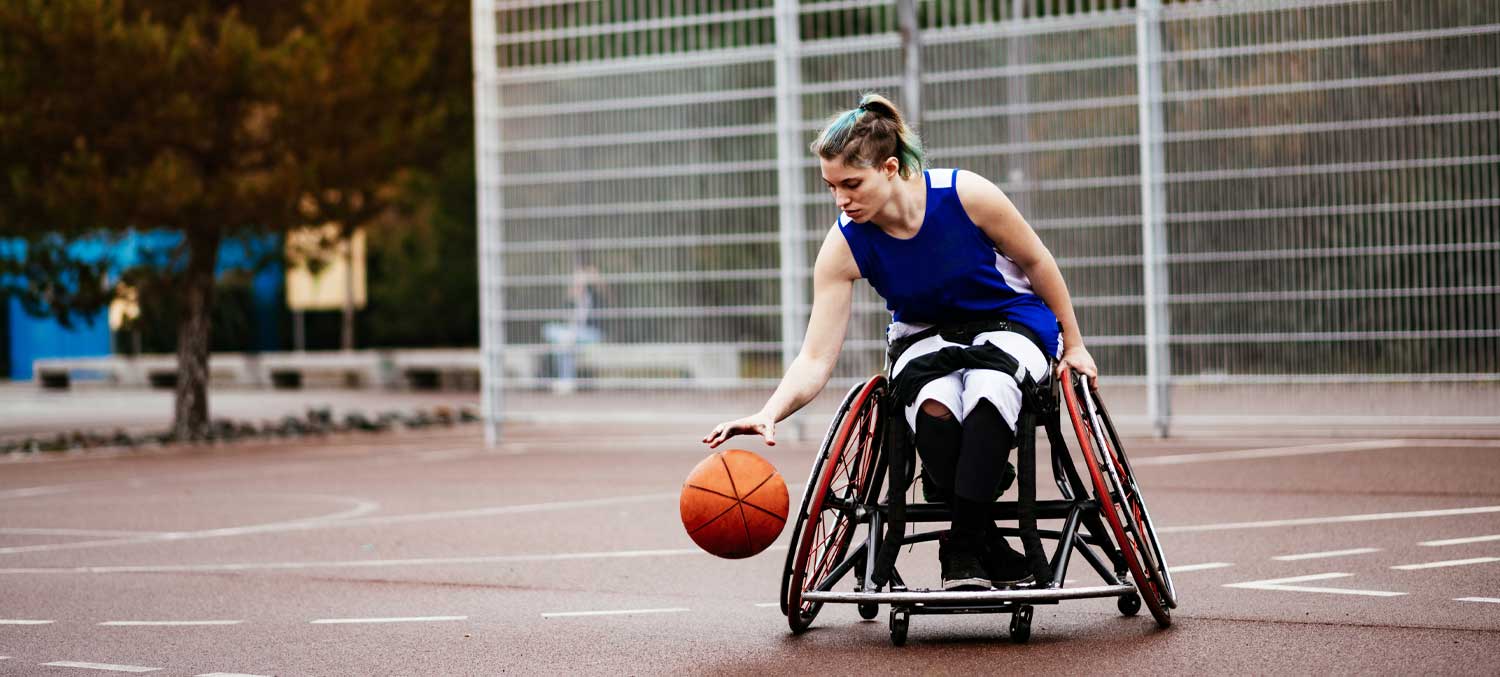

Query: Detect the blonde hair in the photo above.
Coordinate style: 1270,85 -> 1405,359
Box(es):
808,93 -> 926,179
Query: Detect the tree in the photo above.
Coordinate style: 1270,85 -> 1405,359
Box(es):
0,0 -> 464,439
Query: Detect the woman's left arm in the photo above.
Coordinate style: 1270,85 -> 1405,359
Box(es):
954,170 -> 1098,379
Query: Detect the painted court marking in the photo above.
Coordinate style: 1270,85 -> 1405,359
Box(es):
1135,439 -> 1405,466
1390,556 -> 1500,571
1455,597 -> 1500,604
0,619 -> 54,625
1272,547 -> 1381,561
542,607 -> 690,618
40,662 -> 161,673
1161,505 -> 1500,534
1420,534 -> 1500,547
1169,562 -> 1233,572
310,616 -> 468,624
1224,573 -> 1405,597
99,620 -> 243,627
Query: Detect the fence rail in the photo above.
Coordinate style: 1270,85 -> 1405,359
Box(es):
474,0 -> 1500,441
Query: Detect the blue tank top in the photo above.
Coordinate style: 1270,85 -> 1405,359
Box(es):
836,168 -> 1061,357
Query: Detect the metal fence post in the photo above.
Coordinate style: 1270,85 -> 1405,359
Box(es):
473,0 -> 506,446
774,0 -> 806,375
1135,0 -> 1171,437
898,0 -> 921,125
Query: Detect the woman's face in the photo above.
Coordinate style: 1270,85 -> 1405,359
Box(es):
819,156 -> 899,222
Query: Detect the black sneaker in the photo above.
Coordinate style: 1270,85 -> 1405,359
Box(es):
981,534 -> 1035,587
938,531 -> 992,591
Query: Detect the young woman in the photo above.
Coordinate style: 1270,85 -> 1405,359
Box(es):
702,93 -> 1097,591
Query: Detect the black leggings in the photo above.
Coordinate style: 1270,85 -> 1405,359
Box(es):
914,398 -> 1016,505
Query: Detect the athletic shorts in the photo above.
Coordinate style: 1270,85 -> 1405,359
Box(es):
888,320 -> 1052,433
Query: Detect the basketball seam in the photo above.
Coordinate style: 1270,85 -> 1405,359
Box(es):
741,500 -> 786,523
687,501 -> 742,536
738,472 -> 783,517
683,484 -> 739,503
719,454 -> 755,555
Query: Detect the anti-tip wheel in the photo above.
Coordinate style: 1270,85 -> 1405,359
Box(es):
1010,606 -> 1033,644
1118,592 -> 1142,616
889,607 -> 909,647
858,602 -> 879,620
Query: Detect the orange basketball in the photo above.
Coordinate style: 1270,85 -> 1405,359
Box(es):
680,448 -> 789,559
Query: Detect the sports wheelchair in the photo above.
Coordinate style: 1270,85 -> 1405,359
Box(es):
779,367 -> 1176,645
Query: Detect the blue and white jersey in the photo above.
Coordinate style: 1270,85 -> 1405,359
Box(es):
836,167 -> 1061,357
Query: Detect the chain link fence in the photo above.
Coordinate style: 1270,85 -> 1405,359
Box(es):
473,0 -> 1500,440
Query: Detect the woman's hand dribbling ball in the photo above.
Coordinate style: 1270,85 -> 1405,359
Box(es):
702,412 -> 777,448
1058,344 -> 1099,380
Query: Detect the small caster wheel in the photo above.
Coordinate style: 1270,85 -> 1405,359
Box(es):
1010,605 -> 1033,644
858,602 -> 879,620
889,607 -> 909,646
1117,592 -> 1141,616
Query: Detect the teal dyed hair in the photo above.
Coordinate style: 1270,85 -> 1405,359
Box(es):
808,93 -> 926,179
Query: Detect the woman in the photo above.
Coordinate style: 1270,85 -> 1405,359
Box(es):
702,93 -> 1097,591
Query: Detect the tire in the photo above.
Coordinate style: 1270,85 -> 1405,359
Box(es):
1062,370 -> 1172,628
1010,606 -> 1032,644
858,602 -> 879,620
782,375 -> 886,633
889,607 -> 909,646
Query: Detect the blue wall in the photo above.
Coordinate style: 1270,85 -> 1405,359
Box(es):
4,232 -> 283,380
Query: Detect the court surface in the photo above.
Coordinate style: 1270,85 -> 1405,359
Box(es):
2,396 -> 1498,675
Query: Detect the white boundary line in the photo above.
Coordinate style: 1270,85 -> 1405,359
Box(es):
1224,572 -> 1406,597
1455,597 -> 1500,604
310,616 -> 468,624
541,607 -> 689,618
1168,562 -> 1233,572
1161,505 -> 1500,533
40,662 -> 161,673
99,620 -> 243,627
1272,547 -> 1381,561
1134,440 -> 1405,465
0,619 -> 54,624
1420,534 -> 1500,546
1391,556 -> 1500,570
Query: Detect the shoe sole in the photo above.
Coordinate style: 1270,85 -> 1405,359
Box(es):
942,576 -> 992,591
990,574 -> 1035,587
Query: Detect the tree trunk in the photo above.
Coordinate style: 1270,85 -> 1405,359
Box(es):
173,230 -> 222,441
341,232 -> 355,351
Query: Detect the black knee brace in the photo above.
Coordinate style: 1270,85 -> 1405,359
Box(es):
914,409 -> 962,490
953,399 -> 1016,504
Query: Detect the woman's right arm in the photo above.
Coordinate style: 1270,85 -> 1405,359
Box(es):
702,227 -> 859,448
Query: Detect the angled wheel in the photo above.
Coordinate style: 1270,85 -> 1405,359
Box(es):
1061,370 -> 1173,628
1090,383 -> 1178,609
781,375 -> 886,633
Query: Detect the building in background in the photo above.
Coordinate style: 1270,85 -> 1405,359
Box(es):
3,233 -> 284,381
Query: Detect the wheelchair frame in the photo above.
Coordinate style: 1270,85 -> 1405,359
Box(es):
779,368 -> 1176,645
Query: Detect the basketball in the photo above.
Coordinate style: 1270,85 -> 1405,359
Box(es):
680,448 -> 789,559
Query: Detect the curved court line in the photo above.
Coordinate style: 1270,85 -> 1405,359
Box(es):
0,494 -> 382,555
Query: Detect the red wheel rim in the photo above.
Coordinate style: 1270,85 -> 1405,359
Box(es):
1061,370 -> 1171,627
785,376 -> 883,626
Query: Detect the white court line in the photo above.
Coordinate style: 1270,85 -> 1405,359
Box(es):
40,661 -> 161,673
542,607 -> 690,618
1421,534 -> 1500,547
0,492 -> 674,556
0,528 -> 167,538
1391,556 -> 1500,571
1161,505 -> 1500,534
0,486 -> 75,499
1135,440 -> 1405,466
310,616 -> 468,624
1272,547 -> 1381,561
1455,597 -> 1500,604
99,620 -> 243,627
1170,562 -> 1233,572
0,545 -> 793,575
0,619 -> 54,624
1224,572 -> 1405,597
753,602 -> 780,607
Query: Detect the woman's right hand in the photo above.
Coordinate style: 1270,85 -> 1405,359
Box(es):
702,412 -> 777,449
